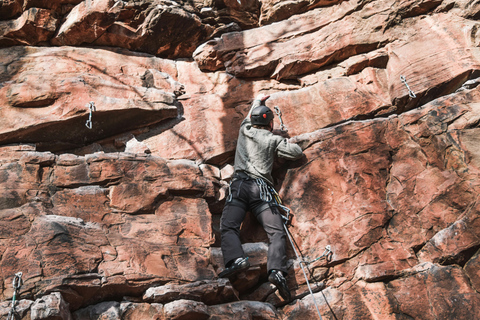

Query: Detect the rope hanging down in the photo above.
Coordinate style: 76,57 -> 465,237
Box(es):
266,184 -> 331,320
7,272 -> 23,320
400,75 -> 416,98
284,225 -> 327,320
85,101 -> 95,129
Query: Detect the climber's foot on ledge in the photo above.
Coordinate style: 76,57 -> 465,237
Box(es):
269,269 -> 291,301
219,257 -> 250,278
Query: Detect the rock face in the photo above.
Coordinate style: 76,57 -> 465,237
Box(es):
1,0 -> 480,319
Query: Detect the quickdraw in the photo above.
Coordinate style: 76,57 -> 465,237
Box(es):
400,75 -> 417,98
274,106 -> 288,133
7,272 -> 23,320
256,178 -> 273,203
267,184 -> 291,219
85,101 -> 95,129
301,245 -> 333,266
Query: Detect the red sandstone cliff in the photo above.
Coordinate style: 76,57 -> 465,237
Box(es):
1,0 -> 480,319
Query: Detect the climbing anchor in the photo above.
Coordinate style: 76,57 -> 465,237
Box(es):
7,272 -> 23,320
85,101 -> 95,129
274,106 -> 288,133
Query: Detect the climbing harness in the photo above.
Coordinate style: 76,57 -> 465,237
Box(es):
85,101 -> 95,129
274,106 -> 288,133
7,272 -> 23,320
400,75 -> 417,98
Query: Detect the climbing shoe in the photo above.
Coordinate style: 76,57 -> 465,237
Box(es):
268,270 -> 291,301
218,257 -> 250,278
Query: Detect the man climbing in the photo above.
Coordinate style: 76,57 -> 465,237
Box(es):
219,93 -> 304,301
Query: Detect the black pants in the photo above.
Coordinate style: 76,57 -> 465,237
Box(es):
220,178 -> 287,273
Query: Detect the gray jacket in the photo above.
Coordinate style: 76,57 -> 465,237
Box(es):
234,99 -> 304,185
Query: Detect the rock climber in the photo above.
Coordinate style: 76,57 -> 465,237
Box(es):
219,93 -> 304,301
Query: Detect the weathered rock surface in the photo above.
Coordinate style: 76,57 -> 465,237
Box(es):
31,292 -> 72,320
2,0 -> 480,319
0,299 -> 33,320
0,149 -> 221,310
0,8 -> 59,47
0,0 -> 263,59
51,0 -> 215,59
143,279 -> 236,305
0,46 -> 179,152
